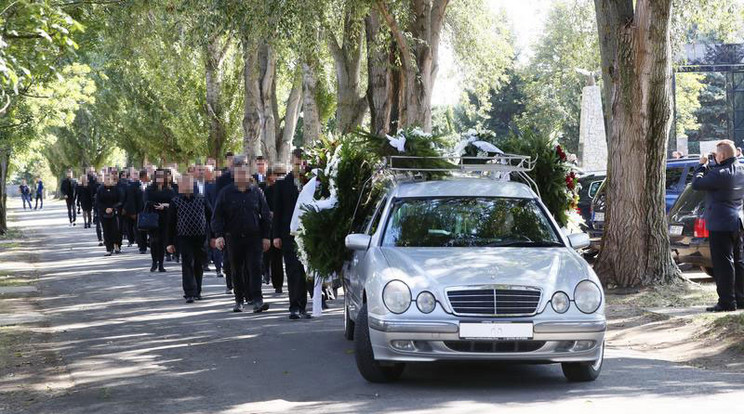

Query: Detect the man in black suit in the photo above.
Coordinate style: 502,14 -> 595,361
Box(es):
692,139 -> 744,312
60,169 -> 77,226
264,165 -> 284,293
253,156 -> 268,189
273,149 -> 311,320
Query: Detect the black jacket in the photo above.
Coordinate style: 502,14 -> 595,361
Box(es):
61,178 -> 76,199
123,180 -> 145,216
211,183 -> 271,239
272,172 -> 300,239
215,169 -> 233,197
144,184 -> 177,226
96,185 -> 124,218
76,184 -> 94,211
692,157 -> 744,232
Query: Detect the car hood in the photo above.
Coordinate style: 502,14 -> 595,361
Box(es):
379,247 -> 589,295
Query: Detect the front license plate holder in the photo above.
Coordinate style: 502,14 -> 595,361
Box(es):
459,322 -> 534,340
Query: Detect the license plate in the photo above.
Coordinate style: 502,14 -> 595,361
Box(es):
669,225 -> 683,236
593,212 -> 605,222
459,322 -> 533,340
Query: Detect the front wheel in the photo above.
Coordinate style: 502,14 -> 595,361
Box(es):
561,341 -> 604,382
354,303 -> 405,383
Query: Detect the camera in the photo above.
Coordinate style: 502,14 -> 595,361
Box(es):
708,152 -> 717,166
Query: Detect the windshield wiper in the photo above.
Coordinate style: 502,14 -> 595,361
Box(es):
485,241 -> 564,247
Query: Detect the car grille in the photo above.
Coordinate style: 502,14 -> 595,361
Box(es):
444,340 -> 546,353
447,287 -> 541,316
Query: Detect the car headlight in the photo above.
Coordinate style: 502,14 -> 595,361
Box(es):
416,291 -> 436,313
574,280 -> 602,313
551,291 -> 570,313
383,280 -> 411,314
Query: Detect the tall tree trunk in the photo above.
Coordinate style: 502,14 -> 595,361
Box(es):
278,70 -> 303,164
328,4 -> 368,134
376,0 -> 448,132
206,35 -> 228,163
242,36 -> 263,159
365,9 -> 394,136
301,63 -> 322,148
259,42 -> 278,162
593,0 -> 681,286
0,147 -> 9,234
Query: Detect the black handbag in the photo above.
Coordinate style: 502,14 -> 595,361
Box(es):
137,203 -> 159,231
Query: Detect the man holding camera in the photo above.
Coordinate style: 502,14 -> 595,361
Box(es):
692,139 -> 744,312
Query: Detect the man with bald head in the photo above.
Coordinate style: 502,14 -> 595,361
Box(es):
693,139 -> 744,312
211,162 -> 272,313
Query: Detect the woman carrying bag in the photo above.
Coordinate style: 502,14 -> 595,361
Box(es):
144,169 -> 176,272
96,174 -> 124,256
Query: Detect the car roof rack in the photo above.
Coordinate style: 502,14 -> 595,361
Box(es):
383,155 -> 541,197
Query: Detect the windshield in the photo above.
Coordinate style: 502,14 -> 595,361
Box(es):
382,197 -> 562,248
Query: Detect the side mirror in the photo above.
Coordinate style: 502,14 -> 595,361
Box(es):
567,233 -> 590,250
346,234 -> 372,251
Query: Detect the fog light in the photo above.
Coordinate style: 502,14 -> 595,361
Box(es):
573,340 -> 595,351
391,340 -> 416,351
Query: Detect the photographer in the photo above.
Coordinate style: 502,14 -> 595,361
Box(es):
692,139 -> 744,312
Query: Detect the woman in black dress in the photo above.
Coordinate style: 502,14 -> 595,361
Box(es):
76,175 -> 94,228
96,174 -> 124,256
144,169 -> 176,272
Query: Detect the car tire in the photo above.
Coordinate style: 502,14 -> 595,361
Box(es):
561,341 -> 604,382
344,293 -> 355,341
354,303 -> 405,383
701,266 -> 715,277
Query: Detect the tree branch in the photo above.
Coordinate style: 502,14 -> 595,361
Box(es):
375,0 -> 412,71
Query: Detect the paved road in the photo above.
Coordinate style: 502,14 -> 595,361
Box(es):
4,202 -> 744,413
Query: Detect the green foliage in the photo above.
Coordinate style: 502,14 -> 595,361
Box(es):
674,73 -> 704,141
355,128 -> 453,172
500,129 -> 577,228
517,0 -> 600,155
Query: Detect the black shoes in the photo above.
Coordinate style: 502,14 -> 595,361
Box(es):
195,295 -> 202,300
289,311 -> 312,320
233,302 -> 244,312
253,302 -> 270,313
72,222 -> 76,226
216,271 -> 224,278
139,249 -> 147,254
275,288 -> 282,294
186,297 -> 194,303
706,304 -> 737,312
105,251 -> 113,257
98,242 -> 103,247
158,264 -> 167,272
150,262 -> 157,272
165,254 -> 172,262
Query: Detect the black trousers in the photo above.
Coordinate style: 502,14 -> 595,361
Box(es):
34,194 -> 42,209
266,246 -> 284,290
179,236 -> 206,298
149,226 -> 167,265
709,230 -> 744,307
65,197 -> 76,223
82,209 -> 92,227
223,240 -> 233,290
101,216 -> 120,252
226,235 -> 264,305
121,215 -> 136,245
93,210 -> 103,241
282,236 -> 307,313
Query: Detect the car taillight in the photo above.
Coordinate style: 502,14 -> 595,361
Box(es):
694,218 -> 709,238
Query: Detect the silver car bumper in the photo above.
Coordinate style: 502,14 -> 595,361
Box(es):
369,316 -> 606,363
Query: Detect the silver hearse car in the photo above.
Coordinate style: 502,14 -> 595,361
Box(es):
343,158 -> 606,383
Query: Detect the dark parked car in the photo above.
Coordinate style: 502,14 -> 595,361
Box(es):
667,184 -> 713,276
578,172 -> 605,230
588,157 -> 701,251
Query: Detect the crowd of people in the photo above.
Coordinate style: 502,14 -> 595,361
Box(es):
52,150 -> 315,319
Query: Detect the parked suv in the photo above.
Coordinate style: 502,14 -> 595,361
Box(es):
343,175 -> 606,383
589,157 -> 701,250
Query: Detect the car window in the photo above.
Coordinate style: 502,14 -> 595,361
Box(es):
365,196 -> 388,235
666,167 -> 684,190
684,167 -> 695,185
588,181 -> 602,199
669,186 -> 705,216
382,197 -> 562,248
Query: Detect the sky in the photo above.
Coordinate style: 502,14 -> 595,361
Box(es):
431,0 -> 550,106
